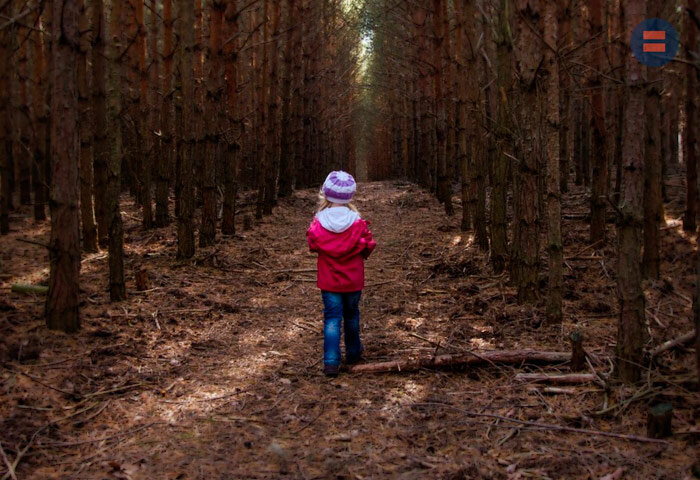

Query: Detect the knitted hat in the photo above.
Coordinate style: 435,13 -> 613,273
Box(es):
322,171 -> 356,204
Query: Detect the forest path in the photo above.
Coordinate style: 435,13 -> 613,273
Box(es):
1,181 -> 696,479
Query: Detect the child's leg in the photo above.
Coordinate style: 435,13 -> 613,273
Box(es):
341,291 -> 363,361
322,291 -> 343,367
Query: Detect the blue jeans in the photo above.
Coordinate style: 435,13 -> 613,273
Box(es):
321,291 -> 363,366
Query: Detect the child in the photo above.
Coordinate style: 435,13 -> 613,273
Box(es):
306,171 -> 376,377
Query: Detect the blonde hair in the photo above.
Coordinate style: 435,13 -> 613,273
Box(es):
317,190 -> 359,214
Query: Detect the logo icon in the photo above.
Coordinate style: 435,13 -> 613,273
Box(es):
631,18 -> 679,67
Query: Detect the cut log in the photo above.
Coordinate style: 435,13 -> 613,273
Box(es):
243,214 -> 253,231
10,284 -> 49,294
515,373 -> 598,384
570,331 -> 585,371
135,269 -> 149,291
650,331 -> 696,357
347,350 -> 576,374
647,403 -> 673,438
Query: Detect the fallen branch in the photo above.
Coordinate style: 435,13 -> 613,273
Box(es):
650,331 -> 696,358
0,426 -> 44,480
10,284 -> 48,294
514,373 -> 598,385
16,237 -> 49,249
411,402 -> 670,444
348,349 -> 581,373
0,442 -> 17,480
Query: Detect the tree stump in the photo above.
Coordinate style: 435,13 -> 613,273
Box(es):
243,214 -> 253,231
647,403 -> 673,438
570,331 -> 585,371
135,268 -> 150,291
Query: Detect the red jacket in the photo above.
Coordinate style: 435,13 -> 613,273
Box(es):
307,217 -> 376,292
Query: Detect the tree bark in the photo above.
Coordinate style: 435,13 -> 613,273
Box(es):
642,1 -> 664,280
455,0 -> 470,232
684,0 -> 698,232
200,0 -> 225,247
255,0 -> 269,219
263,0 -> 281,214
46,0 -> 81,332
433,0 -> 453,216
544,1 -> 562,323
92,0 -> 108,244
157,0 -> 174,228
31,3 -> 48,222
221,0 -> 239,236
137,0 -> 152,228
349,350 -> 575,374
514,0 -> 540,304
177,0 -> 196,259
490,0 -> 511,274
148,0 -> 161,229
278,0 -> 298,198
78,0 -> 98,253
107,0 -> 126,301
589,0 -> 608,244
0,1 -> 12,233
617,0 -> 647,384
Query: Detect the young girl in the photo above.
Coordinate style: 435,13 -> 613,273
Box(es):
306,171 -> 376,377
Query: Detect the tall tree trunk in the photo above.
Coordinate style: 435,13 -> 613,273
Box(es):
642,0 -> 664,279
684,0 -> 698,232
221,0 -> 239,236
177,0 -> 196,259
490,0 -> 511,274
278,0 -> 298,198
137,0 -> 152,228
514,0 -> 540,304
263,0 -> 281,214
47,0 -> 81,332
617,0 -> 647,384
433,0 -> 452,215
92,0 -> 108,244
157,0 -> 174,228
255,0 -> 269,219
149,0 -> 164,228
78,0 -> 98,252
473,0 -> 489,251
589,0 -> 608,244
455,0 -> 470,232
107,0 -> 126,300
200,0 -> 224,247
15,7 -> 31,208
31,3 -> 48,222
544,1 -> 562,323
0,0 -> 12,234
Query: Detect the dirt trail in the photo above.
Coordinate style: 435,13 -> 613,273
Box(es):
1,182 -> 697,479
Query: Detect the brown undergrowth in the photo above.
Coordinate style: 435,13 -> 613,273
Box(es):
1,181 -> 698,479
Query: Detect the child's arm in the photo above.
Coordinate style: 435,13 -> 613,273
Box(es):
360,221 -> 376,259
306,220 -> 320,252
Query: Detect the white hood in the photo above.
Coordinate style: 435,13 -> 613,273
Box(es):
316,207 -> 360,233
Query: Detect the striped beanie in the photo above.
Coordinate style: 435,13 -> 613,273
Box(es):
322,171 -> 356,204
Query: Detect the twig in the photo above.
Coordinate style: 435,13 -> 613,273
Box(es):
16,237 -> 49,248
0,425 -> 44,480
365,280 -> 395,288
651,331 -> 696,357
39,422 -> 165,448
291,405 -> 325,434
0,442 -> 17,480
2,367 -> 76,397
411,402 -> 670,444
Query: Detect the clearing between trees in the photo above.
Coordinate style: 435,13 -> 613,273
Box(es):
1,182 -> 697,479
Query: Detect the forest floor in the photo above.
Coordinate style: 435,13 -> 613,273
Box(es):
1,180 -> 699,479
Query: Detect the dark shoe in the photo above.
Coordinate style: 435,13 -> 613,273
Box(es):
323,365 -> 339,377
346,354 -> 363,365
